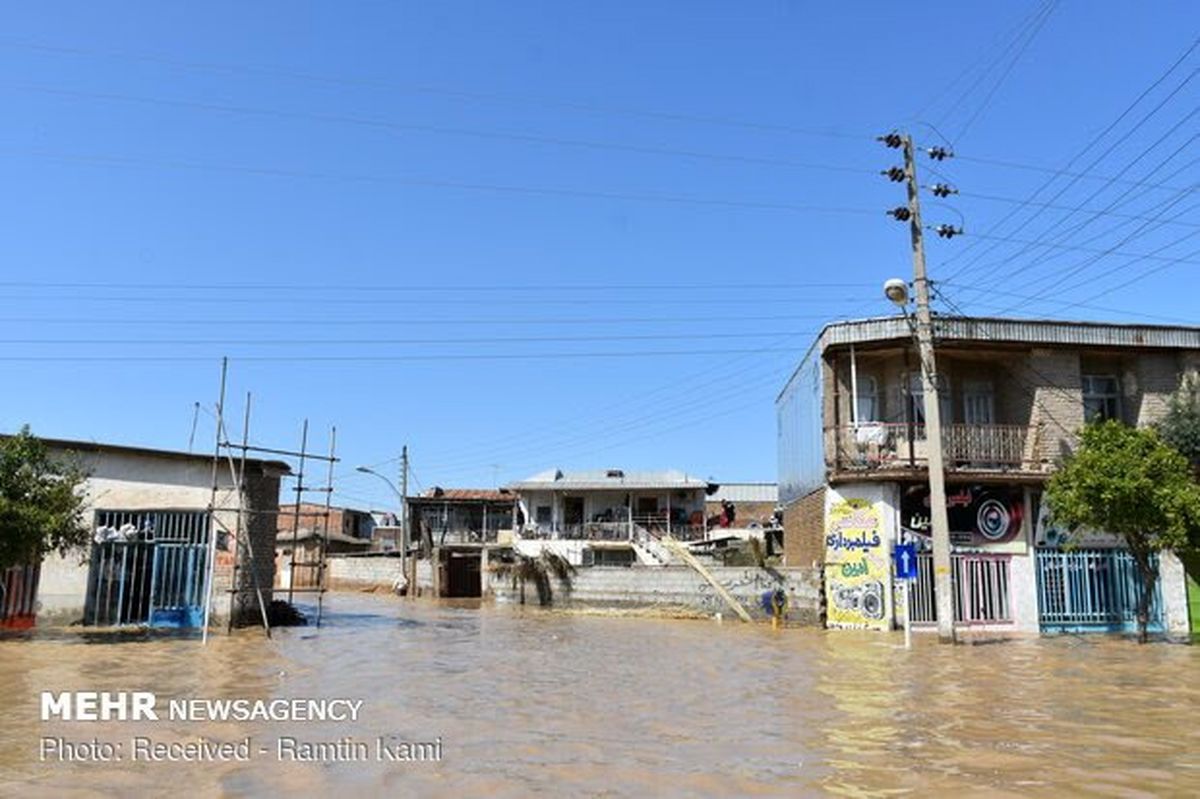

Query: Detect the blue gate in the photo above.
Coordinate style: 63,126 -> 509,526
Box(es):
1035,548 -> 1161,633
85,510 -> 210,629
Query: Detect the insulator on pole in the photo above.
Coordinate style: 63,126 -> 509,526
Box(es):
877,132 -> 904,149
934,224 -> 963,239
887,207 -> 912,222
926,146 -> 954,161
930,183 -> 957,197
881,166 -> 906,182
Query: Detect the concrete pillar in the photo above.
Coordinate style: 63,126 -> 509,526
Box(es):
1161,551 -> 1191,639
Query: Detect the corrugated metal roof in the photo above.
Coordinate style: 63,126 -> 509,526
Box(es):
817,314 -> 1200,353
416,488 -> 515,502
707,483 -> 778,503
509,468 -> 711,491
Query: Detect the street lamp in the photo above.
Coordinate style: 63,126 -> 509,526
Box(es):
356,466 -> 407,575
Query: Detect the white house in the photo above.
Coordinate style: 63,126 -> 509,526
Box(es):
507,468 -> 716,566
2,436 -> 288,631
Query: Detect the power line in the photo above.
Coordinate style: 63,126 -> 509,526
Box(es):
0,292 -> 864,307
938,281 -> 1199,325
2,146 -> 882,217
945,231 -> 1200,267
2,330 -> 820,346
915,0 -> 1053,123
955,189 -> 1200,228
0,346 -> 806,363
0,38 -> 869,141
952,153 -> 1192,192
948,160 -> 1200,287
961,129 -> 1200,287
0,312 -> 833,327
5,83 -> 878,177
954,0 -> 1057,141
936,38 -> 1200,280
0,279 -> 873,292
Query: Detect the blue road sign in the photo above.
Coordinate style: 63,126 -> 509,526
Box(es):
894,543 -> 918,580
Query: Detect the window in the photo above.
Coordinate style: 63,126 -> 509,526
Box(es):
907,373 -> 953,425
1082,375 -> 1120,422
535,505 -> 552,525
962,380 -> 995,425
854,375 -> 879,423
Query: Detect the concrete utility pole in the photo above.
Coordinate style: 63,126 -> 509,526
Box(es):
901,134 -> 956,644
400,444 -> 410,572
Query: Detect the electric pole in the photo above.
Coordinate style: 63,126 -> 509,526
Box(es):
902,134 -> 955,643
400,443 -> 409,563
881,132 -> 957,643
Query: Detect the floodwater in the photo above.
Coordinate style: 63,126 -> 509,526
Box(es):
2,594 -> 1198,798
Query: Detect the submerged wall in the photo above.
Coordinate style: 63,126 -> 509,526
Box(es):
491,565 -> 823,624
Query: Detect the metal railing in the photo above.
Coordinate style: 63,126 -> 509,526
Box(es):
832,423 -> 1036,472
84,510 -> 210,628
1035,548 -> 1161,631
910,552 -> 1013,626
522,513 -> 705,542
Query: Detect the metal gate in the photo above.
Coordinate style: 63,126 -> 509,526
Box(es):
1,564 -> 40,630
84,510 -> 210,628
1035,548 -> 1161,633
910,552 -> 1013,626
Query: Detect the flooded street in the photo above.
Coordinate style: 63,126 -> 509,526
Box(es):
3,592 -> 1199,797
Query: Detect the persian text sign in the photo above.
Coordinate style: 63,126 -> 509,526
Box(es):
824,499 -> 889,631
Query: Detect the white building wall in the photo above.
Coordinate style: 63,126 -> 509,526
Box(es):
34,446 -> 248,624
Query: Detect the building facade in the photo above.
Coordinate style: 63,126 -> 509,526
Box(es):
508,468 -> 716,566
777,315 -> 1198,636
11,437 -> 288,631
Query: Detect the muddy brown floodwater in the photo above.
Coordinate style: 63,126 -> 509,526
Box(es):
2,592 -> 1198,797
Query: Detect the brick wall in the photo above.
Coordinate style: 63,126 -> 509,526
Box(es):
782,486 -> 825,568
229,470 -> 283,625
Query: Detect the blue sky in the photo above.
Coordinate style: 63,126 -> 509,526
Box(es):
0,2 -> 1196,511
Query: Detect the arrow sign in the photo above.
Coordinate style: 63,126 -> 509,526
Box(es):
894,543 -> 918,581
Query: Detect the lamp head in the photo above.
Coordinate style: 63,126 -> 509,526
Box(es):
883,278 -> 909,308
355,466 -> 372,474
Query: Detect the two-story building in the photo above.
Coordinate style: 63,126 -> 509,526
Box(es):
509,468 -> 716,566
777,315 -> 1197,637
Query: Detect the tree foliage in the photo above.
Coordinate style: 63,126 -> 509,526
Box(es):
0,427 -> 90,570
1045,420 -> 1200,641
1158,373 -> 1200,472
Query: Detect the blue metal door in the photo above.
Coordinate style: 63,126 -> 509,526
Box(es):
148,542 -> 208,628
1035,548 -> 1162,633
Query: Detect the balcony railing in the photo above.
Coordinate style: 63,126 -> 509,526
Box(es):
831,423 -> 1039,473
520,514 -> 707,542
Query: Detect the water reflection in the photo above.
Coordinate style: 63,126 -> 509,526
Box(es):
2,593 -> 1198,797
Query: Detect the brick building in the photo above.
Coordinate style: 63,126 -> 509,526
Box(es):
777,315 -> 1198,636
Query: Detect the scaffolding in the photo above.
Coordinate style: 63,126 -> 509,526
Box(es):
201,359 -> 339,643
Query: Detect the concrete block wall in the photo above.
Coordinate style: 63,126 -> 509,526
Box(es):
491,565 -> 823,624
326,555 -> 434,593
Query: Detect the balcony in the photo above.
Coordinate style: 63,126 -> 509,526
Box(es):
830,423 -> 1042,476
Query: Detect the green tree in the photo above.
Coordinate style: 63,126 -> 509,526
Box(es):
1158,373 -> 1200,473
0,427 -> 90,571
1045,420 -> 1200,642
